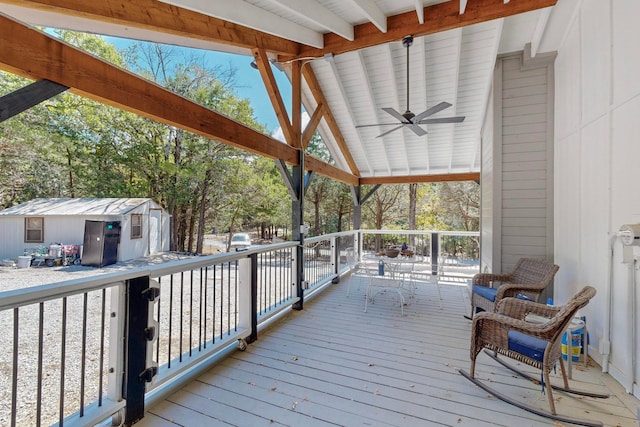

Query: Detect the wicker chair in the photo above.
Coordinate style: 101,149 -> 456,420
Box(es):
470,258 -> 559,317
467,286 -> 597,417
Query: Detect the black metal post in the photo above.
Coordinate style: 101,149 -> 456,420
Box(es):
292,149 -> 305,310
332,238 -> 340,284
123,276 -> 151,426
431,232 -> 439,276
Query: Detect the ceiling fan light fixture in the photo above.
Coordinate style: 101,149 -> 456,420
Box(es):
355,35 -> 465,138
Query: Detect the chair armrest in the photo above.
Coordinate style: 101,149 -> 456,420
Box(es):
473,310 -> 560,346
471,273 -> 513,287
494,283 -> 548,301
496,297 -> 560,320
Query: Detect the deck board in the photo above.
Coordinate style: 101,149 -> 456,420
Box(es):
140,275 -> 639,426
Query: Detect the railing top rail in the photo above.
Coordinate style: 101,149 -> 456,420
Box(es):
359,229 -> 479,237
0,241 -> 300,311
0,270 -> 134,311
0,229 -> 477,311
305,230 -> 357,243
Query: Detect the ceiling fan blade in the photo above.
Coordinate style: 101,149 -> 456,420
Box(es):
408,124 -> 427,136
418,116 -> 466,124
413,102 -> 452,122
376,125 -> 404,138
355,123 -> 404,128
381,107 -> 408,123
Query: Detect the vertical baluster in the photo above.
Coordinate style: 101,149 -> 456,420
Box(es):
80,293 -> 88,416
98,289 -> 106,406
168,275 -> 173,368
36,303 -> 44,427
179,272 -> 184,362
219,263 -> 224,340
199,266 -> 203,351
11,307 -> 18,427
204,265 -> 209,347
58,297 -> 67,426
189,269 -> 193,357
211,264 -> 218,343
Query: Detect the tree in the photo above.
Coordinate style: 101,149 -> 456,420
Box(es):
363,185 -> 406,250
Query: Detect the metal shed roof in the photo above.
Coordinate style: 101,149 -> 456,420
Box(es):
0,198 -> 156,216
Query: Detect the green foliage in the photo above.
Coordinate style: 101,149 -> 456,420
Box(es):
0,31 -> 480,252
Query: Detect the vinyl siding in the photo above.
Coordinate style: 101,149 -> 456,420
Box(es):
493,51 -> 555,277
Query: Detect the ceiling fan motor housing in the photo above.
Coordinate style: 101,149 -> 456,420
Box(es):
402,35 -> 413,48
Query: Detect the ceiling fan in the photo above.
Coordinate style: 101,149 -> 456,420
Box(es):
356,35 -> 465,138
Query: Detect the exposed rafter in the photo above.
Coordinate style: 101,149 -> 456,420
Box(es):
0,0 -> 300,55
355,50 -> 381,176
252,48 -> 294,146
415,0 -> 425,24
0,0 -> 555,186
290,0 -> 558,60
158,0 -> 324,48
461,0 -> 468,14
301,103 -> 324,149
360,172 -> 480,185
349,0 -> 387,33
263,0 -> 354,41
302,64 -> 360,175
447,29 -> 463,173
383,43 -> 410,175
0,13 -> 359,186
530,6 -> 551,57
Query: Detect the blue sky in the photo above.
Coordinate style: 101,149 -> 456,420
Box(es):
104,36 -> 292,134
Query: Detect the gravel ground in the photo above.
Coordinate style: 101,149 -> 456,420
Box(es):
0,252 -> 199,292
0,252 -> 201,426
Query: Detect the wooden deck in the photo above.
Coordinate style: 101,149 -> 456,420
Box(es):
139,274 -> 639,426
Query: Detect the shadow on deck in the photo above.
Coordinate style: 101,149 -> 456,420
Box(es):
139,274 -> 639,426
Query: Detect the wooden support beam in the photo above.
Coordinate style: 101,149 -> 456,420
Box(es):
291,0 -> 558,60
359,172 -> 480,185
0,15 -> 361,185
0,14 -> 299,164
291,60 -> 302,149
0,79 -> 68,122
0,0 -> 299,55
302,65 -> 359,175
252,48 -> 294,145
301,102 -> 324,150
305,155 -> 358,186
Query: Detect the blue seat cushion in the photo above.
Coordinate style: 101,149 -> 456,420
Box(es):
508,330 -> 547,362
473,285 -> 497,302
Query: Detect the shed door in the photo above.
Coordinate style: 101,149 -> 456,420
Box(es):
149,209 -> 162,254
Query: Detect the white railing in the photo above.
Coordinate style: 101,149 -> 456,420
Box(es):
0,229 -> 477,426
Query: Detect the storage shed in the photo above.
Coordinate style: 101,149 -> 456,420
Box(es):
0,198 -> 170,263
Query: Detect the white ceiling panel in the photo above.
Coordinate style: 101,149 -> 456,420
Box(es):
0,0 -> 560,181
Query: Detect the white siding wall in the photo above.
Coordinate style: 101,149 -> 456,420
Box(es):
0,215 -> 119,260
554,0 -> 640,396
0,200 -> 170,262
491,51 -> 555,277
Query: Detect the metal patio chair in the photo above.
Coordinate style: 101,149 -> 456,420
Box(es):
363,260 -> 405,316
345,247 -> 365,297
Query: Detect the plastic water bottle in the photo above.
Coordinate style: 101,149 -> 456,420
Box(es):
547,298 -> 553,306
378,260 -> 384,276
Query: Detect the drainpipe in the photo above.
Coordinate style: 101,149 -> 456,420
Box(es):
631,258 -> 637,393
602,233 -> 617,373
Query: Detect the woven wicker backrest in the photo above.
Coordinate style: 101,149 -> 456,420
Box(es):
547,286 -> 597,351
510,258 -> 559,286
